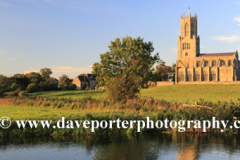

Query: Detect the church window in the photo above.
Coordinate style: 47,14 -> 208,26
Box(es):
187,71 -> 192,81
228,60 -> 232,66
196,61 -> 201,67
210,70 -> 216,81
203,71 -> 208,81
185,53 -> 188,56
204,61 -> 209,67
178,71 -> 184,82
195,71 -> 200,81
185,23 -> 189,37
212,60 -> 216,67
220,60 -> 226,67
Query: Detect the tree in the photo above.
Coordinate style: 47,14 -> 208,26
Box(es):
12,74 -> 30,89
92,36 -> 159,102
0,75 -> 10,96
58,74 -> 69,87
40,68 -> 52,81
155,59 -> 173,81
25,72 -> 42,84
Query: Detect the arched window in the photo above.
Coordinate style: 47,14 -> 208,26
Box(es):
203,71 -> 208,81
212,60 -> 216,67
228,60 -> 232,66
178,71 -> 184,82
195,71 -> 200,81
211,70 -> 216,81
220,60 -> 226,67
187,43 -> 190,49
196,61 -> 201,67
185,52 -> 188,56
204,61 -> 209,67
187,71 -> 192,81
185,23 -> 189,37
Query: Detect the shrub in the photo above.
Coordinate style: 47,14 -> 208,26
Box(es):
18,90 -> 28,97
108,76 -> 139,103
8,88 -> 21,97
81,84 -> 87,90
11,82 -> 19,90
68,84 -> 76,90
41,81 -> 58,91
26,83 -> 38,93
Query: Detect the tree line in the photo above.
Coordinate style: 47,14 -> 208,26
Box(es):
0,68 -> 76,97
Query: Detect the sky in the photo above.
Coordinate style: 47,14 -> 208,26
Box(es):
0,0 -> 240,79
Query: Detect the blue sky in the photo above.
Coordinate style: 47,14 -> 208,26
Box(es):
0,0 -> 240,78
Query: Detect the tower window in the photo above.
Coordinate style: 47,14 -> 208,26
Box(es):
185,53 -> 188,56
182,43 -> 190,50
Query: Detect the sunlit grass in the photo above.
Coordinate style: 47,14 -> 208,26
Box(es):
28,84 -> 240,104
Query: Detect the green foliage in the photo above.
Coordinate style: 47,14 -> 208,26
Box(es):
40,68 -> 52,81
25,72 -> 42,84
7,88 -> 21,97
81,84 -> 87,90
58,74 -> 69,87
0,74 -> 11,92
26,83 -> 38,93
92,36 -> 159,101
108,76 -> 140,103
41,81 -> 58,91
11,82 -> 19,90
155,60 -> 174,81
68,84 -> 76,90
12,74 -> 30,89
18,90 -> 28,97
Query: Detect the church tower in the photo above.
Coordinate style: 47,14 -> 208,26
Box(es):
178,8 -> 200,59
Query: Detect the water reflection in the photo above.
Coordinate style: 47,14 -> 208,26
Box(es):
0,134 -> 240,160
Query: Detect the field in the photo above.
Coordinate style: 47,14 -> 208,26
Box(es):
1,84 -> 240,136
28,84 -> 240,104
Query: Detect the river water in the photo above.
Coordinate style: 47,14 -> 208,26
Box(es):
0,134 -> 240,160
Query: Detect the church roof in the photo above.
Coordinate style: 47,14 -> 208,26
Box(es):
198,52 -> 235,57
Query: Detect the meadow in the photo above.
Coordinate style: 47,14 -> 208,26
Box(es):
1,84 -> 240,137
28,84 -> 240,104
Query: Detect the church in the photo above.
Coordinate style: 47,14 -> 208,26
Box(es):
176,8 -> 240,83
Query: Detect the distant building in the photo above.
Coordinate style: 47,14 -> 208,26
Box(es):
176,8 -> 240,83
72,74 -> 98,90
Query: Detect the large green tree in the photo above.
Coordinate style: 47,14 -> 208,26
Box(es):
40,68 -> 53,81
0,74 -> 11,96
92,36 -> 159,101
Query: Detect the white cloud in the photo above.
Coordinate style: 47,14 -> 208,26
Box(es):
200,46 -> 208,48
0,2 -> 12,7
7,57 -> 14,60
171,48 -> 177,54
234,16 -> 240,22
211,35 -> 240,43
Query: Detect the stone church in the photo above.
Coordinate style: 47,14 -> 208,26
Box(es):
176,9 -> 240,83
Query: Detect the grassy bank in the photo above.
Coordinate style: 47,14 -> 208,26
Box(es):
0,96 -> 240,137
26,84 -> 240,104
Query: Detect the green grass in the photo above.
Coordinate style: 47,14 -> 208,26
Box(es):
28,84 -> 240,104
0,105 -> 86,120
140,84 -> 240,104
29,90 -> 108,100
